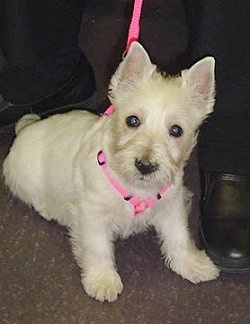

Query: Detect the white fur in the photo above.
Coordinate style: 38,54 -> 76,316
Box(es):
3,42 -> 219,302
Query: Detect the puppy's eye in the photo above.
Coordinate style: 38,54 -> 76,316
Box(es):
170,125 -> 183,137
126,115 -> 140,127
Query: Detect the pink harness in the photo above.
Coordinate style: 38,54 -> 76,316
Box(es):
97,151 -> 169,216
97,0 -> 169,215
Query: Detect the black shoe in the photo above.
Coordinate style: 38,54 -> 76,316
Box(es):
0,53 -> 97,130
199,172 -> 250,273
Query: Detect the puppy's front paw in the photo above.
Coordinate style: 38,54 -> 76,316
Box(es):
169,250 -> 220,284
82,269 -> 123,302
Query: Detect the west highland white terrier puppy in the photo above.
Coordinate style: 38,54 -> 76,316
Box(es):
3,42 -> 219,302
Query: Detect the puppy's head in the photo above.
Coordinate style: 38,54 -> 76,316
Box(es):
104,42 -> 215,194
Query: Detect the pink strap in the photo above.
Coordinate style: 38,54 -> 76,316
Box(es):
125,0 -> 144,52
103,104 -> 115,115
104,0 -> 144,116
97,151 -> 169,216
97,151 -> 130,198
98,1 -> 169,215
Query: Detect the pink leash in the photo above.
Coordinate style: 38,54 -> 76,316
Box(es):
98,0 -> 169,215
125,0 -> 144,52
104,0 -> 144,116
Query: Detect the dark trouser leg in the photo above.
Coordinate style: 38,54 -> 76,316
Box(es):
184,0 -> 250,272
0,0 -> 96,125
185,0 -> 250,175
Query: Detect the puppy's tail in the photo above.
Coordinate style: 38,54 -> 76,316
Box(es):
15,114 -> 41,135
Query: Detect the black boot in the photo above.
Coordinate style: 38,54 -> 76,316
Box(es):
199,172 -> 250,272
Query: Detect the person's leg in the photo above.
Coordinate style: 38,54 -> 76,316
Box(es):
184,0 -> 250,272
190,1 -> 250,175
0,0 -> 97,128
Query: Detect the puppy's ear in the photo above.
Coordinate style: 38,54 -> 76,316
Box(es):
182,57 -> 215,114
109,42 -> 156,100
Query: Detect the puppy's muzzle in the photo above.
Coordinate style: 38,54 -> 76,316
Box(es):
135,158 -> 158,175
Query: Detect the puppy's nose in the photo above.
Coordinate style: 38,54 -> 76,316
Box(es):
135,158 -> 157,175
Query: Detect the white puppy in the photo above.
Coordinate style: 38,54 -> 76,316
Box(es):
3,42 -> 219,302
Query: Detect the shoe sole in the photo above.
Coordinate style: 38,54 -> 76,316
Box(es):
205,247 -> 250,274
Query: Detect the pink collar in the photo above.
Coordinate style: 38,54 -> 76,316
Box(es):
97,151 -> 169,216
